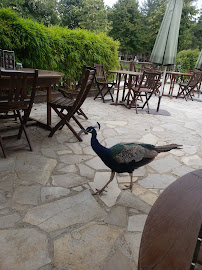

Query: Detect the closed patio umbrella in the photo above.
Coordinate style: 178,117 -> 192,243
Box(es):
195,49 -> 202,71
195,49 -> 202,94
150,0 -> 183,111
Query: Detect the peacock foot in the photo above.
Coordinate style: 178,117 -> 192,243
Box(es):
123,183 -> 133,191
92,188 -> 108,196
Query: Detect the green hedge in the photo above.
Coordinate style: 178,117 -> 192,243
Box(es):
176,49 -> 200,73
0,8 -> 119,83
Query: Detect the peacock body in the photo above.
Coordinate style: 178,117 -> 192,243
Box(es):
86,125 -> 182,195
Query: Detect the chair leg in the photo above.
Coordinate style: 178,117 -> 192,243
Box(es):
17,110 -> 33,151
48,106 -> 82,141
0,136 -> 7,158
72,115 -> 85,130
94,84 -> 106,102
77,108 -> 88,119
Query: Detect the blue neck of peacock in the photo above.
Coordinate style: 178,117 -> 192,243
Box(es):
91,131 -> 110,158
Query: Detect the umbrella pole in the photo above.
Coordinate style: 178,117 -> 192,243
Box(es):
157,66 -> 167,112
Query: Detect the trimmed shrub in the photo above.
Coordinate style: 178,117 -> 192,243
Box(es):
176,49 -> 200,73
0,8 -> 119,83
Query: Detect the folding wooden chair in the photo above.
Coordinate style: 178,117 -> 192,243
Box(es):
58,65 -> 91,119
93,64 -> 115,103
128,70 -> 161,113
0,69 -> 38,158
48,68 -> 95,141
176,70 -> 202,101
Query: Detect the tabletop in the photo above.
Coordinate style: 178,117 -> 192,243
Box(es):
138,169 -> 202,270
109,70 -> 142,76
166,71 -> 192,76
23,68 -> 64,79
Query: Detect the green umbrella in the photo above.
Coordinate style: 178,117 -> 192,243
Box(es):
150,0 -> 183,111
195,50 -> 202,71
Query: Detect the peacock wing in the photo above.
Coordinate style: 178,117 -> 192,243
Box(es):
111,143 -> 158,164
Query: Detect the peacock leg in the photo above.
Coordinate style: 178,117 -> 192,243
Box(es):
93,171 -> 115,195
123,173 -> 133,191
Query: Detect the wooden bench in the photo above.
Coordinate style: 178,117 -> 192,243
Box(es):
138,169 -> 202,270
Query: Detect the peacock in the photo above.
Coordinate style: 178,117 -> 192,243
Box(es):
86,123 -> 182,195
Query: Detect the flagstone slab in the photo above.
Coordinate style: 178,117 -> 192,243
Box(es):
13,185 -> 41,205
182,154 -> 202,169
171,165 -> 193,177
132,183 -> 158,206
139,174 -> 176,189
15,153 -> 57,185
124,232 -> 142,266
149,155 -> 181,173
56,163 -> 77,173
117,191 -> 151,214
0,213 -> 21,228
0,172 -> 17,192
54,223 -> 123,270
23,190 -> 106,232
104,206 -> 128,227
140,134 -> 159,145
0,158 -> 15,172
41,187 -> 71,203
89,172 -> 121,207
67,143 -> 83,154
59,154 -> 91,164
104,247 -> 135,270
0,228 -> 51,270
128,214 -> 147,232
78,164 -> 95,179
52,173 -> 89,188
41,147 -> 57,159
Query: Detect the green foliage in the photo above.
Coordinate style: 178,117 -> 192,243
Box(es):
58,0 -> 109,32
109,0 -> 142,54
0,8 -> 119,83
0,0 -> 59,26
176,49 -> 200,72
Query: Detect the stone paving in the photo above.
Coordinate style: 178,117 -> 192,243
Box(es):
1,85 -> 202,270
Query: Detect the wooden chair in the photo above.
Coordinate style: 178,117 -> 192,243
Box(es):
0,69 -> 38,158
128,70 -> 161,113
138,169 -> 202,270
48,68 -> 95,141
93,64 -> 115,103
58,65 -> 91,119
176,70 -> 202,101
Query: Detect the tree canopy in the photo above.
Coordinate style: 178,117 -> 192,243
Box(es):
0,0 -> 201,56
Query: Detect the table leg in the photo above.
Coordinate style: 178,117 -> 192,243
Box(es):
47,86 -> 51,126
169,75 -> 176,97
115,73 -> 121,104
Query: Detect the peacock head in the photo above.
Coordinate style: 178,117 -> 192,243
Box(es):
86,122 -> 100,135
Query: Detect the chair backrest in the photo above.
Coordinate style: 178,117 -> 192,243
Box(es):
94,64 -> 106,81
76,65 -> 92,89
187,70 -> 202,88
70,68 -> 96,115
0,69 -> 38,113
137,70 -> 161,92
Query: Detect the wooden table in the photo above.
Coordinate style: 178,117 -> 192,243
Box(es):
138,169 -> 202,270
0,68 -> 64,130
109,70 -> 142,105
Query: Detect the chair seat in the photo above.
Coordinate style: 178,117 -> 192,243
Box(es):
58,88 -> 79,96
49,96 -> 75,108
97,80 -> 116,85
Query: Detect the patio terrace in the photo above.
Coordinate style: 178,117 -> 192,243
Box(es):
0,84 -> 202,270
